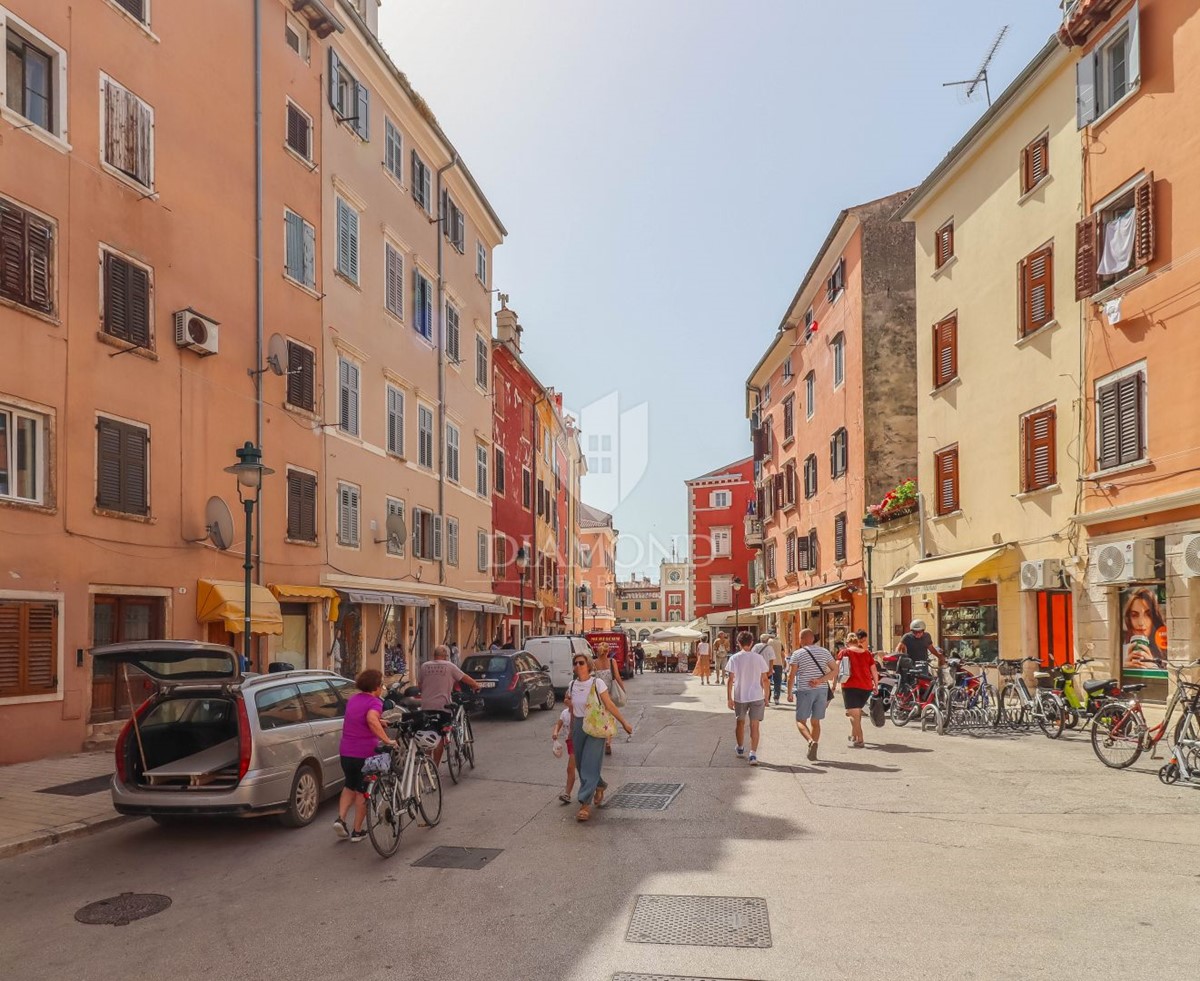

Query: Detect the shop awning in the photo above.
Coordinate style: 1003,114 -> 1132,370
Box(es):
482,603 -> 507,615
340,589 -> 434,607
704,610 -> 760,627
749,582 -> 846,617
268,583 -> 340,621
882,545 -> 1007,596
196,580 -> 283,635
452,600 -> 485,613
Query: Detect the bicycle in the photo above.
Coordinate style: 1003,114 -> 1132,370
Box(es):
941,658 -> 999,731
997,658 -> 1065,738
889,659 -> 944,728
440,690 -> 478,784
1092,659 -> 1200,770
363,713 -> 443,858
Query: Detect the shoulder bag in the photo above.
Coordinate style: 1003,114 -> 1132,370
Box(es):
804,647 -> 835,703
607,666 -> 628,707
582,680 -> 618,739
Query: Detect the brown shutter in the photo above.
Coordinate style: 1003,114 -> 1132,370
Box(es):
0,201 -> 24,305
121,423 -> 148,514
1075,216 -> 1099,300
753,425 -> 765,460
104,253 -> 127,338
286,471 -> 303,538
286,342 -> 314,410
96,419 -> 123,508
287,104 -> 309,158
1031,136 -> 1049,186
835,513 -> 846,561
936,223 -> 954,268
1134,173 -> 1155,268
1096,381 -> 1120,470
1023,409 -> 1056,491
1021,246 -> 1054,336
127,263 -> 149,345
933,315 -> 957,387
0,602 -> 20,695
936,447 -> 959,515
1116,372 -> 1144,465
23,602 -> 56,693
25,214 -> 53,314
796,533 -> 809,571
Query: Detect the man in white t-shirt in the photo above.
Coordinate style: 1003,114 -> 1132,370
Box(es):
759,633 -> 784,705
726,630 -> 770,766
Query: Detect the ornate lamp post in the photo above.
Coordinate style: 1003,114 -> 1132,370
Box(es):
223,441 -> 273,673
862,518 -> 880,652
590,603 -> 598,631
515,545 -> 530,648
732,575 -> 744,645
576,584 -> 588,633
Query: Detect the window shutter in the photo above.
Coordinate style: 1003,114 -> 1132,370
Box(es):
1096,381 -> 1120,470
104,81 -> 128,175
328,48 -> 342,111
412,509 -> 423,557
385,244 -> 403,316
355,81 -> 370,140
1029,136 -> 1048,188
796,533 -> 809,571
284,211 -> 302,281
127,262 -> 149,346
14,602 -> 57,695
1117,372 -> 1144,465
122,424 -> 148,514
1024,409 -> 1056,491
1133,173 -> 1155,268
1022,246 -> 1053,335
433,514 -> 443,560
1126,4 -> 1142,90
286,342 -> 314,410
0,201 -> 25,305
336,201 -> 349,275
104,253 -> 128,340
302,220 -> 316,286
287,104 -> 307,156
128,90 -> 151,187
1076,51 -> 1097,129
338,486 -> 350,543
934,316 -> 957,387
835,514 -> 846,562
410,150 -> 421,204
1074,216 -> 1098,300
287,471 -> 303,538
26,215 -> 53,314
96,419 -> 122,508
936,447 -> 959,515
345,206 -> 359,281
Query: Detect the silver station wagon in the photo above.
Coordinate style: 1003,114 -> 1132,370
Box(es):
96,641 -> 357,827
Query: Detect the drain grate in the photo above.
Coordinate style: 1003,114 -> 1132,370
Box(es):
75,893 -> 171,926
613,975 -> 762,981
605,782 -> 684,811
626,895 -> 771,948
411,846 -> 502,870
39,774 -> 113,797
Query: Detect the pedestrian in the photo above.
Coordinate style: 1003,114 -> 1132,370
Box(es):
714,632 -> 730,683
418,644 -> 482,765
764,632 -> 784,705
725,629 -> 770,766
634,643 -> 645,675
837,630 -> 879,748
449,641 -> 461,666
786,628 -> 837,762
593,642 -> 626,756
895,619 -> 943,669
693,636 -> 713,685
551,705 -> 576,804
334,669 -> 399,843
566,653 -> 632,822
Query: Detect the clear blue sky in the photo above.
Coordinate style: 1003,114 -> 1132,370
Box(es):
380,0 -> 1063,578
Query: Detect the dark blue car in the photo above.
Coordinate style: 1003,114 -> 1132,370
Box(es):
460,651 -> 556,720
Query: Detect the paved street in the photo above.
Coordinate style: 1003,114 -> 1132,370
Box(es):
3,673 -> 1200,981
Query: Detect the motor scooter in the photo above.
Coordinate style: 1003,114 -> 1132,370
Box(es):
1052,657 -> 1121,729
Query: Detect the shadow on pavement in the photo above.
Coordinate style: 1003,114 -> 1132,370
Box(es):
864,742 -> 934,755
814,760 -> 902,774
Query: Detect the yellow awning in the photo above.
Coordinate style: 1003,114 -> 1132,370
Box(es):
749,583 -> 846,617
196,579 -> 283,635
268,583 -> 339,621
882,546 -> 1007,596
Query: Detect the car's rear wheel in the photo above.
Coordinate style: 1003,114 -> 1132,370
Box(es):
513,694 -> 530,721
280,763 -> 321,827
541,689 -> 556,711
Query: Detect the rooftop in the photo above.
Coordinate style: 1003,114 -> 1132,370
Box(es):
579,502 -> 614,530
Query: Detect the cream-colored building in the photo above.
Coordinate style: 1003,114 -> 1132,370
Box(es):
891,38 -> 1083,667
318,1 -> 507,673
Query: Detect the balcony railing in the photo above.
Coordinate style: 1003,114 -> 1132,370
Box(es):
744,515 -> 763,547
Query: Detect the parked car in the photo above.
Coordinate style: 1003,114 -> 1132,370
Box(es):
459,651 -> 556,719
97,640 -> 360,828
583,631 -> 633,679
524,635 -> 595,692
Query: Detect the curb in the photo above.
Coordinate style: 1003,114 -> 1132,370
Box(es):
0,813 -> 135,861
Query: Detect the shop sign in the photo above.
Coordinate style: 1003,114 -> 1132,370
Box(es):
1119,584 -> 1169,701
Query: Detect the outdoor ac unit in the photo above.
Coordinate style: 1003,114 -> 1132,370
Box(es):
1092,539 -> 1156,584
1181,534 -> 1200,578
1019,559 -> 1063,591
174,308 -> 220,356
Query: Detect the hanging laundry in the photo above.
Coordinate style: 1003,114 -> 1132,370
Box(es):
1097,209 -> 1135,276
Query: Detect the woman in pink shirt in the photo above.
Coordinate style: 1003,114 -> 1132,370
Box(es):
335,669 -> 397,843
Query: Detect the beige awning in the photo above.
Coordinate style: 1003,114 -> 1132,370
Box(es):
749,582 -> 846,617
882,546 -> 1007,596
268,583 -> 340,621
196,580 -> 283,635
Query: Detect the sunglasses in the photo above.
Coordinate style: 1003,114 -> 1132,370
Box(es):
572,659 -> 588,666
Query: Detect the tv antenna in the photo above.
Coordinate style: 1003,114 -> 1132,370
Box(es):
943,25 -> 1009,107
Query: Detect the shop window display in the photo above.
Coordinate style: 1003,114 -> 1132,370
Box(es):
938,603 -> 999,664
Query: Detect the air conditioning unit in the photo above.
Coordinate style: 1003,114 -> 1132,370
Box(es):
1020,558 -> 1063,591
1181,534 -> 1200,578
174,308 -> 220,356
1092,539 -> 1156,584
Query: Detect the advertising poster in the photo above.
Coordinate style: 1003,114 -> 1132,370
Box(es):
1118,584 -> 1169,702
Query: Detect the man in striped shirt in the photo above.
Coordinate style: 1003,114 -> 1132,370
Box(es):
786,628 -> 837,761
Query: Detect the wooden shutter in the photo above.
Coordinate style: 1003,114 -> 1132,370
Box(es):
1075,215 -> 1099,300
1076,50 -> 1097,129
1029,135 -> 1049,189
104,253 -> 150,346
411,150 -> 422,205
1133,173 -> 1155,268
96,418 -> 122,509
286,104 -> 309,158
795,534 -> 809,572
121,423 -> 148,514
287,471 -> 316,541
786,534 -> 796,574
1116,372 -> 1144,465
433,514 -> 443,560
286,471 -> 302,539
0,200 -> 25,306
0,601 -> 57,697
355,80 -> 370,140
834,513 -> 847,562
1023,408 -> 1057,492
755,487 -> 766,519
103,80 -> 128,175
114,0 -> 146,20
1096,380 -> 1120,470
387,499 -> 404,555
328,48 -> 342,111
936,223 -> 953,268
387,387 -> 403,455
935,447 -> 959,515
302,220 -> 316,286
339,359 -> 358,434
286,342 -> 314,410
385,244 -> 403,316
1020,246 -> 1054,336
0,601 -> 20,695
933,315 -> 957,387
752,425 -> 766,460
26,214 -> 53,314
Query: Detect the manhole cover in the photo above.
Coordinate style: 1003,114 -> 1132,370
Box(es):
626,895 -> 771,948
411,846 -> 502,870
613,975 -> 762,980
619,782 -> 685,798
38,774 -> 113,797
606,782 -> 684,810
75,893 -> 171,926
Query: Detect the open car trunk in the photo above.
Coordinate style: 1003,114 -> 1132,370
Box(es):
122,692 -> 242,790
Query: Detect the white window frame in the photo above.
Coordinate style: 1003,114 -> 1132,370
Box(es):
417,404 -> 434,469
336,481 -> 360,548
446,516 -> 460,567
475,333 -> 489,391
385,385 -> 404,457
385,497 -> 405,556
476,241 -> 488,286
832,332 -> 845,390
1077,3 -> 1141,128
0,10 -> 69,147
0,400 -> 48,505
712,526 -> 732,558
284,12 -> 309,61
445,422 -> 460,483
805,370 -> 816,419
476,442 -> 488,497
711,576 -> 732,606
709,490 -> 731,509
337,356 -> 360,437
99,72 -> 155,192
284,208 -> 316,288
1093,360 -> 1148,473
335,195 -> 360,284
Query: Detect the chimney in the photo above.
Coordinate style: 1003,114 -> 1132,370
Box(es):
495,302 -> 523,354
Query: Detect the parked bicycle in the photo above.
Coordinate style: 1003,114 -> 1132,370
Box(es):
889,659 -> 945,728
362,711 -> 443,858
997,658 -> 1065,738
942,658 -> 999,730
1092,659 -> 1200,770
441,690 -> 478,784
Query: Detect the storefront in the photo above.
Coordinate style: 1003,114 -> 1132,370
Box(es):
749,583 -> 846,650
194,579 -> 283,669
267,584 -> 339,671
335,589 -> 435,679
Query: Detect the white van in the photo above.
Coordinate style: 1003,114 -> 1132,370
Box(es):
524,635 -> 594,693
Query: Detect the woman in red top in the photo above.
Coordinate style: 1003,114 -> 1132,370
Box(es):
836,630 -> 879,748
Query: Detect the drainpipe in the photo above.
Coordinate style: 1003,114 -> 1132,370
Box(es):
252,0 -> 265,584
435,152 -> 459,593
917,492 -> 927,559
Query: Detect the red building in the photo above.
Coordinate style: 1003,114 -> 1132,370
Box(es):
687,458 -> 757,631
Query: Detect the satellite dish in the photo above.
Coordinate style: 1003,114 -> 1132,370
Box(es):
266,333 -> 290,377
384,511 -> 407,548
205,496 -> 235,551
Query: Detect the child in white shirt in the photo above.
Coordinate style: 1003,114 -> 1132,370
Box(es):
551,707 -> 576,804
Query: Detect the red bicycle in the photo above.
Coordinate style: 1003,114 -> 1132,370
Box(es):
889,661 -> 944,727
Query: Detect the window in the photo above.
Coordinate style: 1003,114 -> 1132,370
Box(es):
386,386 -> 404,456
803,454 -> 818,499
935,221 -> 954,270
286,469 -> 317,542
834,512 -> 847,562
417,405 -> 434,469
782,395 -> 795,441
1021,133 -> 1050,194
297,680 -> 342,721
806,529 -> 818,570
651,601 -> 659,610
0,599 -> 58,697
337,357 -> 360,436
328,49 -> 369,140
476,443 -> 488,496
335,196 -> 359,284
384,118 -> 403,181
830,427 -> 848,478
1076,5 -> 1140,127
832,332 -> 845,388
385,498 -> 405,556
384,241 -> 403,318
783,461 -> 796,507
709,490 -> 731,508
1018,244 -> 1054,337
411,508 -> 441,560
5,22 -> 58,136
494,447 -> 505,494
476,241 -> 488,285
95,416 -> 148,515
445,423 -> 460,483
785,532 -> 797,575
493,534 -> 506,578
712,526 -> 731,557
284,210 -> 316,288
255,685 -> 306,730
0,194 -> 54,315
477,529 -> 489,573
933,313 -> 958,388
285,13 -> 309,60
1075,174 -> 1154,299
410,150 -> 432,212
782,356 -> 793,381
475,334 -> 489,390
521,468 -> 531,509
826,257 -> 846,302
445,301 -> 460,363
446,516 -> 459,567
711,577 -> 732,605
0,402 -> 46,504
934,445 -> 960,516
111,0 -> 147,24
285,101 -> 311,160
441,191 -> 465,253
336,482 -> 360,547
1021,406 -> 1057,492
101,75 -> 153,189
761,381 -> 771,407
101,250 -> 151,348
765,542 -> 777,580
634,601 -> 642,611
285,341 -> 315,411
805,371 -> 815,419
413,269 -> 433,339
1095,366 -> 1145,471
804,306 -> 815,338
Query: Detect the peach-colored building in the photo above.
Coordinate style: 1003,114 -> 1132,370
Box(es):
579,504 -> 618,632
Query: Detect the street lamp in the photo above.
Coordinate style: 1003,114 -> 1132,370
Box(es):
590,603 -> 598,631
576,584 -> 588,633
515,545 -> 530,648
223,441 -> 273,673
732,575 -> 744,645
862,519 -> 880,652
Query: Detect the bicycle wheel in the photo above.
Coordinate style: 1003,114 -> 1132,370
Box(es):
890,691 -> 914,727
981,684 -> 1000,727
1091,700 -> 1146,768
944,688 -> 968,731
366,775 -> 403,858
1035,692 -> 1065,739
415,755 -> 443,827
445,730 -> 463,785
999,684 -> 1025,728
462,714 -> 475,769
